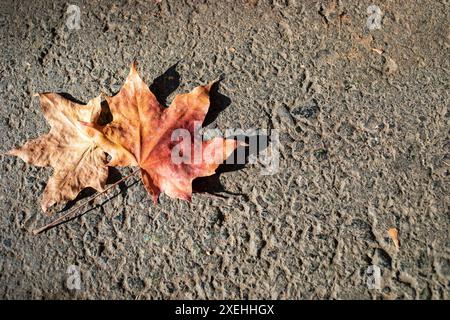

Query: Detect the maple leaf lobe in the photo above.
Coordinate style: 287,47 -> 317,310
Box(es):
8,93 -> 108,213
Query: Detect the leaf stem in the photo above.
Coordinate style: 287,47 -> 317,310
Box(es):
32,168 -> 141,235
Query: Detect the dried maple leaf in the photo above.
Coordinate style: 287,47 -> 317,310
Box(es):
88,63 -> 237,202
8,93 -> 108,213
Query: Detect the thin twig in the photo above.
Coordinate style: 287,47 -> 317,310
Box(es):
32,168 -> 141,235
